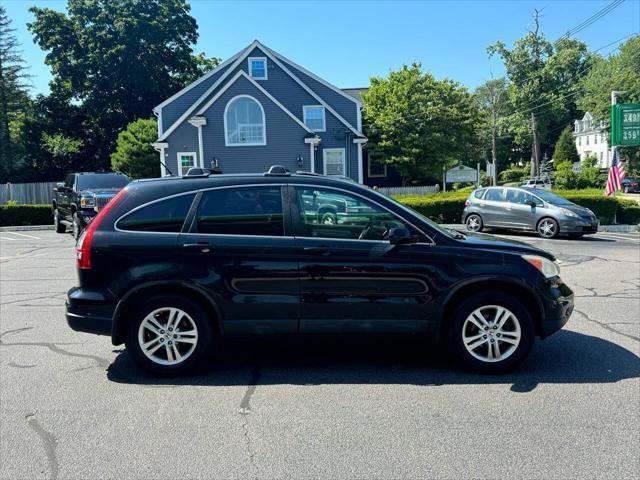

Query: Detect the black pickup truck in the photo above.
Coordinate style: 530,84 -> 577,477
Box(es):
53,172 -> 130,239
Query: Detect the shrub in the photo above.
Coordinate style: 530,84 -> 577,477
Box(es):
617,201 -> 640,225
394,191 -> 468,223
0,205 -> 52,226
499,167 -> 528,183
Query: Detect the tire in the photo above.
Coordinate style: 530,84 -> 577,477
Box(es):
125,294 -> 214,376
465,214 -> 483,232
447,291 -> 534,374
537,217 -> 559,239
320,211 -> 337,225
72,212 -> 82,240
568,233 -> 584,239
53,209 -> 66,233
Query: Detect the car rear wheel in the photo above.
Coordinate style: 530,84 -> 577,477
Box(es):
465,214 -> 483,232
125,295 -> 213,376
537,218 -> 559,238
53,209 -> 66,233
448,292 -> 534,373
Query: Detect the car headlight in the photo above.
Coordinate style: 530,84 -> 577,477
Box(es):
522,255 -> 560,279
558,207 -> 579,218
80,196 -> 95,208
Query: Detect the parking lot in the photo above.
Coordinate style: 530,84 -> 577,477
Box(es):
1,228 -> 639,479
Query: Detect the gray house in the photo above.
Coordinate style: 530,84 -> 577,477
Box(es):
152,40 -> 369,182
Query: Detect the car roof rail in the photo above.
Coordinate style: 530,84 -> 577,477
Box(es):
264,165 -> 291,176
295,170 -> 325,177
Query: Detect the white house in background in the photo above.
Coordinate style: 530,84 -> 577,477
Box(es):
573,112 -> 612,167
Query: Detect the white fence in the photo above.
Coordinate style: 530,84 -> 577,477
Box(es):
376,185 -> 439,196
0,182 -> 60,205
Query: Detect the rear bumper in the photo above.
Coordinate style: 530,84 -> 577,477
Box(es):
539,277 -> 574,338
65,287 -> 115,336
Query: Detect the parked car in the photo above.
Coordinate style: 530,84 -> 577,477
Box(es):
520,178 -> 552,190
622,178 -> 640,194
53,172 -> 130,239
66,167 -> 574,376
463,187 -> 598,239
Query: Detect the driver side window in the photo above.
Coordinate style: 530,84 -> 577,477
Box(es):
294,187 -> 408,240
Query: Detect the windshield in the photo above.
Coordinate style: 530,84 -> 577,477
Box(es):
521,188 -> 573,205
77,174 -> 129,190
367,189 -> 456,239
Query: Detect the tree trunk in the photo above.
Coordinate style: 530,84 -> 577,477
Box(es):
491,111 -> 498,186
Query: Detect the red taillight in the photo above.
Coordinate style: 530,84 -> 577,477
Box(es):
76,188 -> 128,269
464,200 -> 471,207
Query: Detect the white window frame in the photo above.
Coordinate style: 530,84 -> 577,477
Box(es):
177,152 -> 197,176
323,148 -> 346,176
248,56 -> 268,80
302,105 -> 326,132
367,156 -> 387,178
224,94 -> 267,147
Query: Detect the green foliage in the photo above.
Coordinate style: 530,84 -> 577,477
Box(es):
617,203 -> 640,225
42,132 -> 83,158
393,191 -> 469,224
553,126 -> 580,164
27,0 -> 218,170
499,166 -> 528,183
111,118 -> 159,179
363,63 -> 482,185
0,204 -> 52,226
554,161 -> 577,189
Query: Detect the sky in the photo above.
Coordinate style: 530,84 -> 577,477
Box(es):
3,0 -> 640,97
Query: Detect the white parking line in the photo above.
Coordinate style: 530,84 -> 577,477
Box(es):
0,236 -> 16,241
596,233 -> 640,243
4,231 -> 41,239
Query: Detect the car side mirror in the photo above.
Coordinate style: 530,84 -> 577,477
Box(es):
388,227 -> 417,245
55,182 -> 65,192
527,200 -> 537,207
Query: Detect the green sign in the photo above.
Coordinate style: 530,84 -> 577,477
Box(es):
611,103 -> 640,146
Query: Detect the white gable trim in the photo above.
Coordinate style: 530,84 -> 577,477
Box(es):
157,42 -> 260,141
196,70 -> 314,134
262,43 -> 362,108
153,50 -> 243,111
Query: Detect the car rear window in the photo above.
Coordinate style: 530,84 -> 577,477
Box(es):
473,189 -> 485,199
195,187 -> 284,236
118,194 -> 195,232
77,174 -> 129,190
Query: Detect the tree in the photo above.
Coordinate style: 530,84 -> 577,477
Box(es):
0,5 -> 30,181
363,63 -> 481,185
489,12 -> 592,178
28,0 -> 218,168
474,78 -> 510,185
553,126 -> 580,164
111,118 -> 159,179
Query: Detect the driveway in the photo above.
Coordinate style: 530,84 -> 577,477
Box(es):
1,229 -> 639,479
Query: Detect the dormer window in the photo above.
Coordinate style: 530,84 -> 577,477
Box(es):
248,57 -> 267,80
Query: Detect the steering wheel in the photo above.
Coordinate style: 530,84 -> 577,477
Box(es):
358,221 -> 390,240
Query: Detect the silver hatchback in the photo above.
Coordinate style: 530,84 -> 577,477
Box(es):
463,187 -> 599,238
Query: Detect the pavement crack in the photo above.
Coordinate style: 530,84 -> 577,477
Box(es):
0,327 -> 33,339
25,413 -> 59,480
574,309 -> 640,342
238,364 -> 261,480
7,361 -> 36,369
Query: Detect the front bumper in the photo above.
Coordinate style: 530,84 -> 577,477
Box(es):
77,209 -> 97,228
559,217 -> 599,234
539,277 -> 574,338
66,287 -> 115,336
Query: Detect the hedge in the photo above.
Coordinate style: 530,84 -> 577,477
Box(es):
0,205 -> 52,227
394,189 -> 640,225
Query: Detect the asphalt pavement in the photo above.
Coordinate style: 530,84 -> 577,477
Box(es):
1,229 -> 639,479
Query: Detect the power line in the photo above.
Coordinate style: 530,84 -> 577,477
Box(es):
559,0 -> 626,40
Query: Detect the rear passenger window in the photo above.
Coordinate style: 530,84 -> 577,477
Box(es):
485,188 -> 505,202
195,187 -> 284,236
118,194 -> 195,232
473,189 -> 485,199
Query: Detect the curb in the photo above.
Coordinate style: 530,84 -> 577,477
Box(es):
0,225 -> 54,232
441,224 -> 639,233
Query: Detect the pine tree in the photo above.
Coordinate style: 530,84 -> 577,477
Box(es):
553,126 -> 580,165
0,5 -> 29,180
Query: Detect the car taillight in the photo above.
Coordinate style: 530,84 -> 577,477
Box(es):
464,200 -> 471,207
76,187 -> 128,270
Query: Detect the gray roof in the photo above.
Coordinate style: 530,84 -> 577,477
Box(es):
341,87 -> 368,103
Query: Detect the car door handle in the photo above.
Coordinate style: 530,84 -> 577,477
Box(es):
303,246 -> 331,256
182,242 -> 214,252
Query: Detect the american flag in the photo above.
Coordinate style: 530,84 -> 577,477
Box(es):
604,150 -> 626,196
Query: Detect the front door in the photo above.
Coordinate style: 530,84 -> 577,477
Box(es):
503,188 -> 535,229
292,186 -> 439,334
178,185 -> 299,335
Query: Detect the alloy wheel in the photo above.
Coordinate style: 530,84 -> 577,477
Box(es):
138,307 -> 199,366
462,305 -> 521,363
466,215 -> 481,232
538,219 -> 557,238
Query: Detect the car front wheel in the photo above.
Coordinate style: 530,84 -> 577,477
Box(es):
465,214 -> 483,232
54,209 -> 66,233
72,212 -> 82,240
448,292 -> 534,373
125,295 -> 213,376
537,218 -> 559,238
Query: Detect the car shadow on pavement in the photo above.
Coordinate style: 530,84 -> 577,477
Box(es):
106,330 -> 640,393
484,229 -> 616,242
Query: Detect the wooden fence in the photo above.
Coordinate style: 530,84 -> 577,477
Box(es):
376,185 -> 439,196
0,182 -> 60,205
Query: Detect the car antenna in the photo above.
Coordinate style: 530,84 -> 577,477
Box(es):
159,159 -> 174,176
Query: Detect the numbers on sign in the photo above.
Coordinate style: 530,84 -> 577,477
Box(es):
623,112 -> 640,123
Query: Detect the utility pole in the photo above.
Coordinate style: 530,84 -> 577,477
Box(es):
531,112 -> 540,178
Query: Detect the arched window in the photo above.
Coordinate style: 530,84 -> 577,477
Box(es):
224,95 -> 266,146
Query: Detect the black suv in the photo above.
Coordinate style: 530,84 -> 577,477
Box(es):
53,172 -> 130,239
66,168 -> 574,375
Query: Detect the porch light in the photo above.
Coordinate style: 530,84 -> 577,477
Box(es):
297,155 -> 304,168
